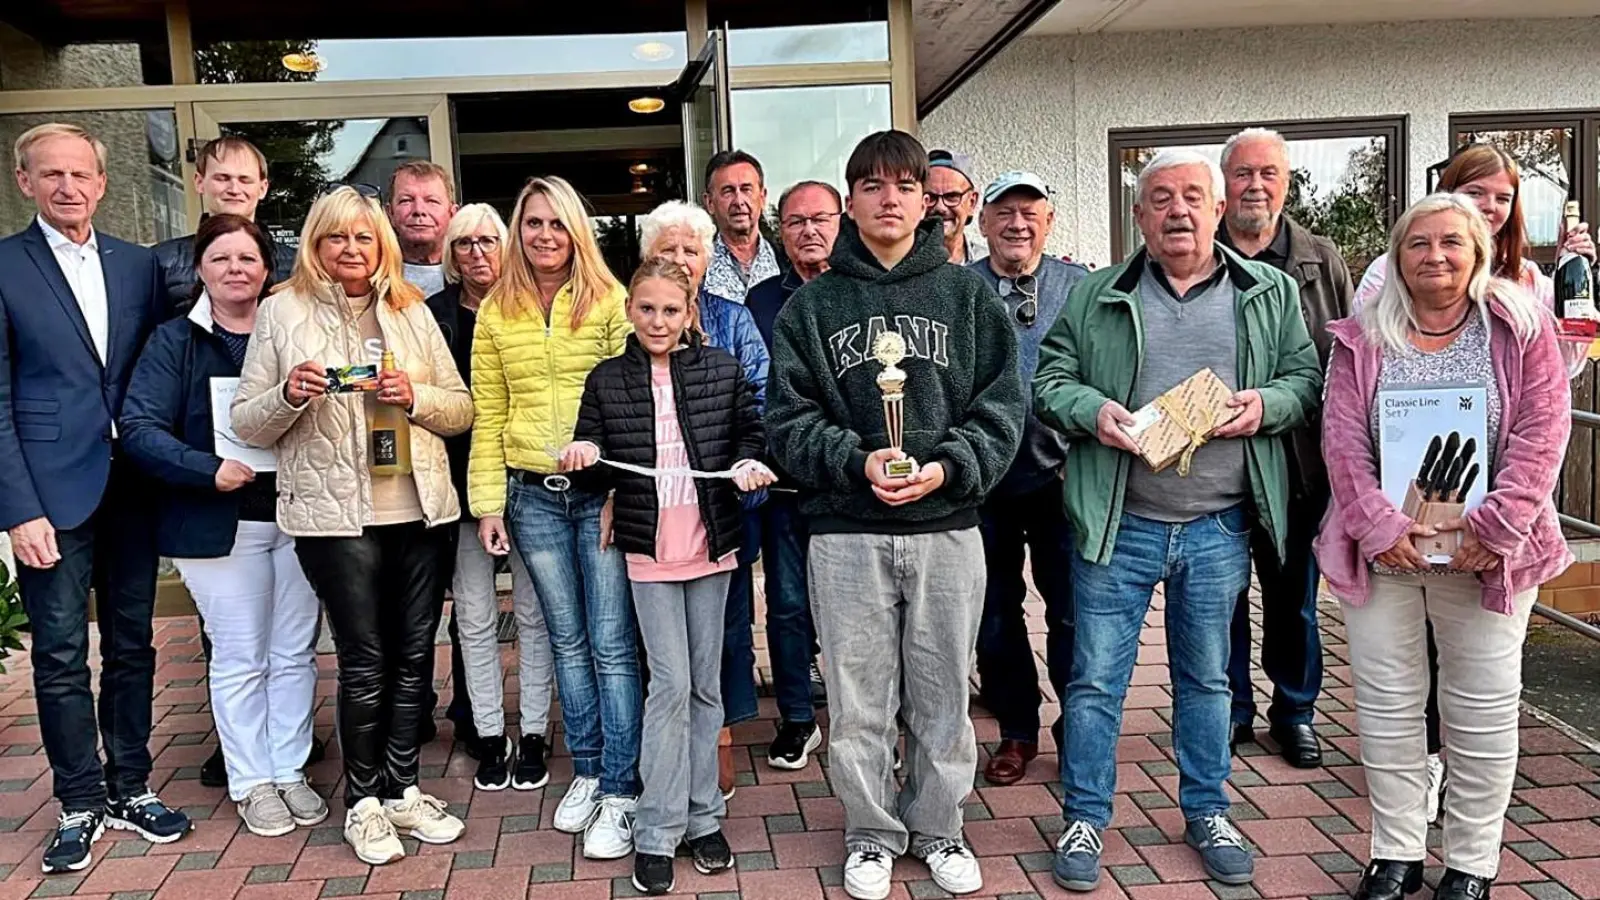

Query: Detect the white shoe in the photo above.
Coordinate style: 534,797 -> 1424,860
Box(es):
583,795 -> 635,860
554,775 -> 602,834
384,786 -> 464,845
1425,754 -> 1446,823
844,845 -> 895,900
922,842 -> 983,894
344,797 -> 404,866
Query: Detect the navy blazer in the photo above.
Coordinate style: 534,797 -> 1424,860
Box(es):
0,219 -> 166,531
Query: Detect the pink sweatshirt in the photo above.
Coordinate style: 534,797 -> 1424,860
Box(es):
1312,293 -> 1573,614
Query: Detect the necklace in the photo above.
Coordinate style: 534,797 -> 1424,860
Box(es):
1416,307 -> 1472,337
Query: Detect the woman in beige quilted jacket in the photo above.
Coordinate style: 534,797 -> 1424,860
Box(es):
231,187 -> 473,867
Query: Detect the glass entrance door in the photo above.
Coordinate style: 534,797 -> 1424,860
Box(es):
673,30 -> 731,199
190,95 -> 451,251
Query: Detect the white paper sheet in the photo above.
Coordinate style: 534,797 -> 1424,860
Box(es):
210,377 -> 277,472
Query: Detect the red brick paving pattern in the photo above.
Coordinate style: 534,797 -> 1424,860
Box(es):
0,586 -> 1595,900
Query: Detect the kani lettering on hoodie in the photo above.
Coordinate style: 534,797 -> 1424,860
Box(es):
826,315 -> 949,378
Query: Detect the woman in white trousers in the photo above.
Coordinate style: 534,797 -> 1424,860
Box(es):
121,214 -> 326,837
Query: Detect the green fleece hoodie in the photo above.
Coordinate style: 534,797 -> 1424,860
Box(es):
765,216 -> 1024,535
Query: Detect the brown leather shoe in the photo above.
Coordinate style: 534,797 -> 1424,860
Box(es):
983,740 -> 1038,785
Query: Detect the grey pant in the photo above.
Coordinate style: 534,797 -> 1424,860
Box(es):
453,523 -> 553,739
632,572 -> 732,856
809,528 -> 985,856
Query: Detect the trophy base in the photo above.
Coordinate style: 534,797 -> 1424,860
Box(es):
884,458 -> 918,478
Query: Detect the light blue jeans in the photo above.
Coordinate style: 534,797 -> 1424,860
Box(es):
1060,506 -> 1251,827
507,477 -> 641,797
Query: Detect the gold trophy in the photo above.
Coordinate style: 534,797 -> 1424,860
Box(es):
873,331 -> 918,478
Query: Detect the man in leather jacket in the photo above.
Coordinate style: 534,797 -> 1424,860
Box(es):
152,136 -> 294,314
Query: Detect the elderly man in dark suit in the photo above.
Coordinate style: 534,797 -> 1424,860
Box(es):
1,122 -> 191,875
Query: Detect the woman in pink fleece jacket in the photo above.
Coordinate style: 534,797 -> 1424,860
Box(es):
1315,193 -> 1571,900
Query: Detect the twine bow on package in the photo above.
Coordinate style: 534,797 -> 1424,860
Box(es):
1118,368 -> 1242,476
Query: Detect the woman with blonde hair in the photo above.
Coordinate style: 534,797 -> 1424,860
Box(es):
233,186 -> 474,866
1316,193 -> 1571,900
469,176 -> 640,860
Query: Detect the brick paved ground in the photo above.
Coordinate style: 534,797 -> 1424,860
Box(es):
0,582 -> 1595,900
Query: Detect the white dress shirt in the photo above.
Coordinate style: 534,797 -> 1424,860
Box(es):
37,214 -> 110,365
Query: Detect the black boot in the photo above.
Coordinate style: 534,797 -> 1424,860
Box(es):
199,746 -> 227,789
1354,860 -> 1423,900
1434,868 -> 1492,900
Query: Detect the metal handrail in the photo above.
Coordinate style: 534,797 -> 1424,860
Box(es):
1541,409 -> 1600,640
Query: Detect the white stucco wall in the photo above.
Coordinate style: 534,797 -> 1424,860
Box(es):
920,16 -> 1600,267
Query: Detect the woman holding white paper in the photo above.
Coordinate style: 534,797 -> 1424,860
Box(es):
1314,193 -> 1571,900
120,213 -> 326,839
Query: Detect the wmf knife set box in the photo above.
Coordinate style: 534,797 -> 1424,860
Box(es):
1377,385 -> 1490,564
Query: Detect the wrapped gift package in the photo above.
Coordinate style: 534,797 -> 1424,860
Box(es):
1120,367 -> 1241,474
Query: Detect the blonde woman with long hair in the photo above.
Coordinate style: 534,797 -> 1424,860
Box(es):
467,177 -> 640,860
232,186 -> 474,867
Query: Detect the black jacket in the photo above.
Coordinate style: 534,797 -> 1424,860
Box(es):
120,298 -> 276,558
153,219 -> 296,314
426,283 -> 478,517
765,216 -> 1024,535
574,332 -> 765,562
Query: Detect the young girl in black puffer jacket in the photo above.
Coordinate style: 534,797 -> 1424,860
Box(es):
558,258 -> 774,895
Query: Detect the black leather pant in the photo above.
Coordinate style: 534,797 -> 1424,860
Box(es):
296,521 -> 449,804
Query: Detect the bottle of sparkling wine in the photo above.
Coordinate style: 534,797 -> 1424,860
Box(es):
1555,201 -> 1596,320
370,350 -> 413,476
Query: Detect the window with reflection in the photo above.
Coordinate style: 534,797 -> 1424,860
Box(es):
1110,118 -> 1406,275
710,0 -> 888,66
0,110 -> 184,244
731,84 -> 890,223
0,22 -> 170,90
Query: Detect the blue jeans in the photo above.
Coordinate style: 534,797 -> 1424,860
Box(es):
761,495 -> 816,725
977,482 -> 1075,745
1227,486 -> 1325,729
720,511 -> 761,726
507,477 -> 641,797
1061,507 -> 1250,828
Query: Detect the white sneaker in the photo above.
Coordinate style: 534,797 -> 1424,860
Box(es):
554,775 -> 602,834
344,797 -> 404,866
844,845 -> 895,900
922,842 -> 983,895
582,795 -> 635,860
1425,753 -> 1446,823
384,786 -> 464,845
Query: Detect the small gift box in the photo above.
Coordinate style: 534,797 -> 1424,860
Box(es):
1120,368 -> 1241,474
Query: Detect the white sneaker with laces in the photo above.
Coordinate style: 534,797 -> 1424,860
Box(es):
582,795 -> 635,860
344,797 -> 404,866
922,842 -> 983,895
844,845 -> 895,900
1425,753 -> 1446,823
554,775 -> 603,834
384,786 -> 464,844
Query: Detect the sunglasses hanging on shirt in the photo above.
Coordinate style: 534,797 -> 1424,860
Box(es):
1004,274 -> 1039,327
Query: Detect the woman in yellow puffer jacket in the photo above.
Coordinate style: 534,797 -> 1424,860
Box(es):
467,176 -> 640,858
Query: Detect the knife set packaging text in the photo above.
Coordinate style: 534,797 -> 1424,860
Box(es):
1377,384 -> 1489,565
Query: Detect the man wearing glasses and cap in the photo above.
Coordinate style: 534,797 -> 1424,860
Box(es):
967,171 -> 1086,786
927,149 -> 979,264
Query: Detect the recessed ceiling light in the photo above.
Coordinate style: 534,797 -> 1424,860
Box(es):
632,41 -> 675,62
281,52 -> 325,74
628,97 -> 666,114
630,163 -> 655,175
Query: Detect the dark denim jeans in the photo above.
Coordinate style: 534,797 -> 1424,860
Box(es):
17,463 -> 159,811
977,481 -> 1075,745
1228,488 -> 1326,729
720,511 -> 761,727
761,495 -> 816,725
506,477 -> 641,797
1061,507 -> 1250,828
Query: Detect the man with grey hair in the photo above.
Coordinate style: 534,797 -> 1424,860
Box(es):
1216,128 -> 1353,770
1035,148 -> 1320,892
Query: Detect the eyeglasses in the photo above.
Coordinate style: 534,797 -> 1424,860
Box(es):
780,212 -> 841,232
1005,274 -> 1039,327
320,182 -> 381,200
452,235 -> 501,255
926,190 -> 973,209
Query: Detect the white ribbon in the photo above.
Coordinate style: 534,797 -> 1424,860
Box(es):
540,444 -> 771,491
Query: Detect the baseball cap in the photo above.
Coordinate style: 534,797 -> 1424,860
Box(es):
983,170 -> 1052,204
927,149 -> 975,187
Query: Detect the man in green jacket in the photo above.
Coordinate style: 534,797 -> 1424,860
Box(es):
1034,149 -> 1321,893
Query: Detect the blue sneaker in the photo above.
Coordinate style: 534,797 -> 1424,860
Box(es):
1052,820 -> 1103,892
1185,814 -> 1254,885
107,791 -> 191,844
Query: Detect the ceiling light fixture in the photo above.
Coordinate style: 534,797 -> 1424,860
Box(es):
281,52 -> 325,74
628,97 -> 666,114
631,41 -> 675,63
630,163 -> 655,175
